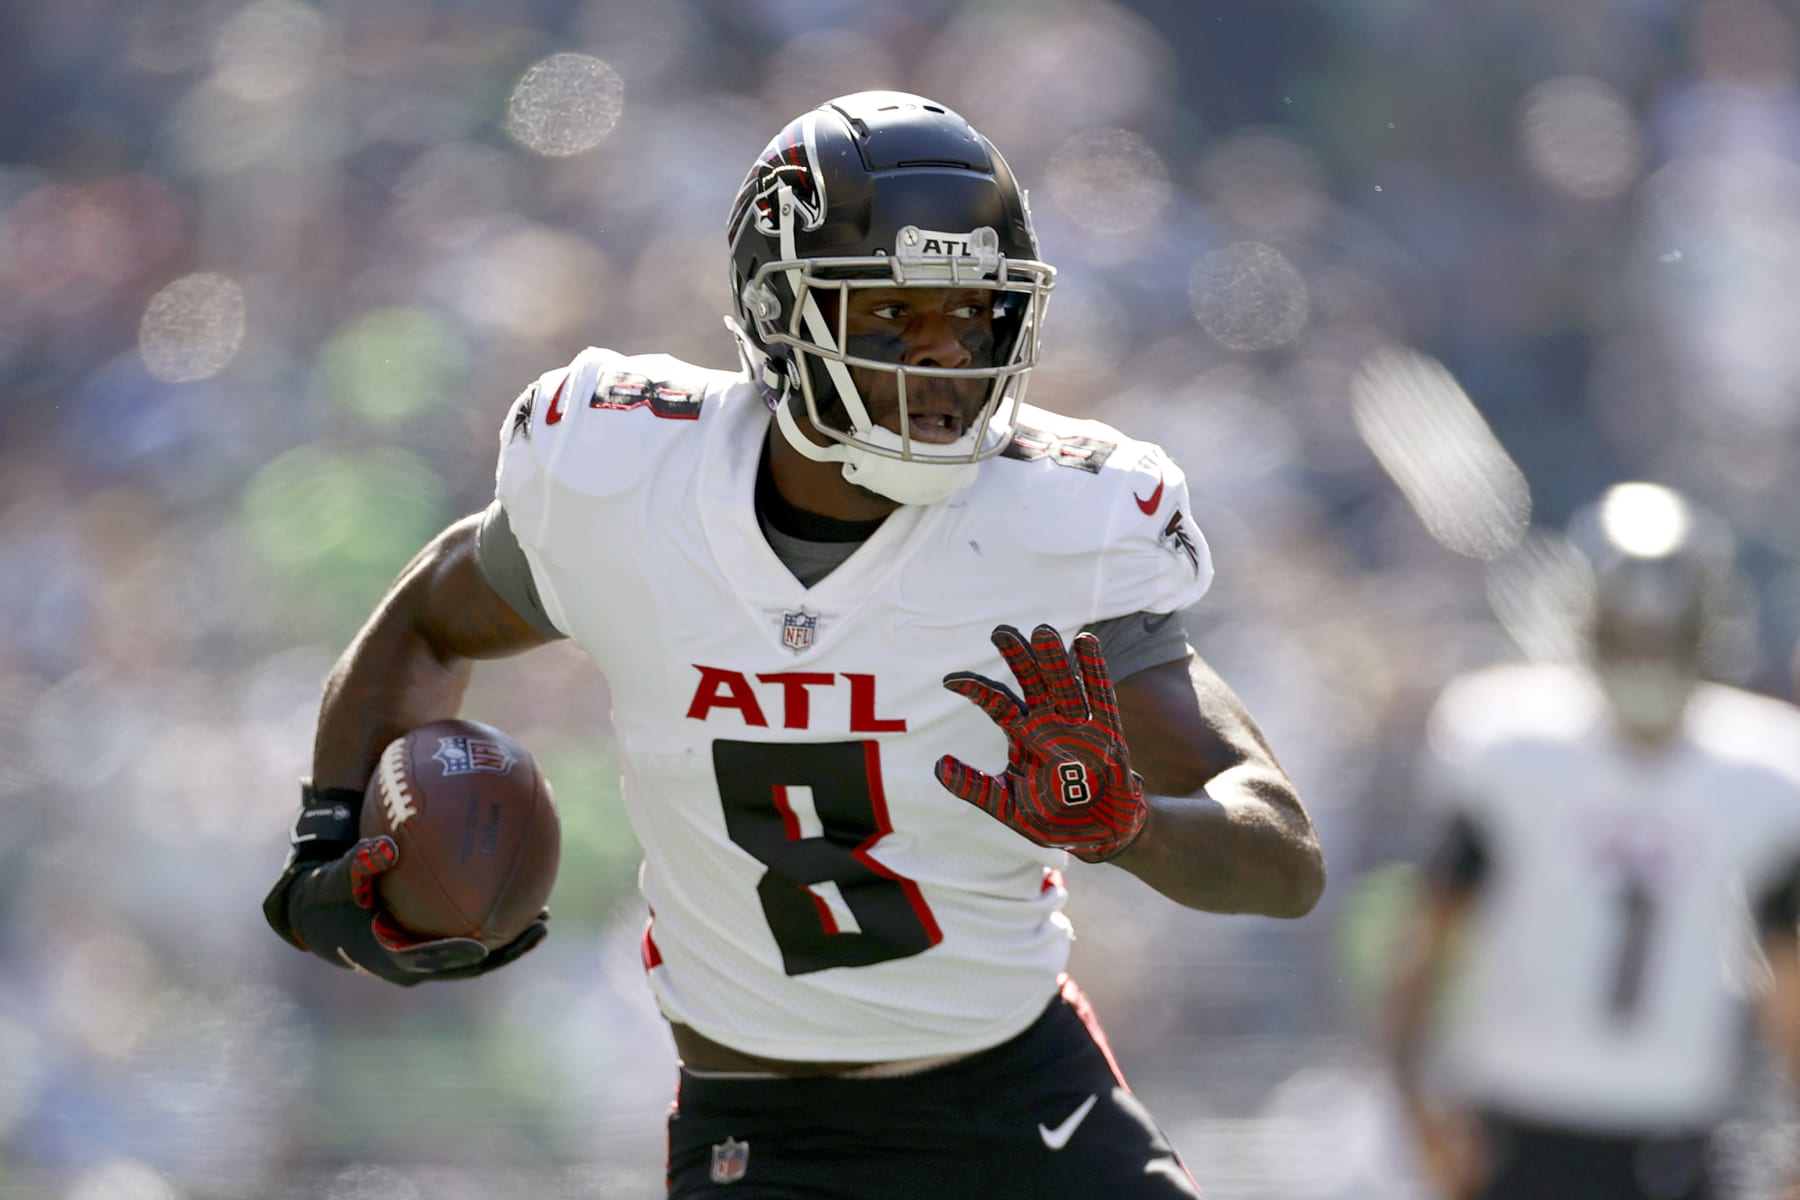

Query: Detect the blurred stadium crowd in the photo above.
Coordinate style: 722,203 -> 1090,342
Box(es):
4,0 -> 1800,1197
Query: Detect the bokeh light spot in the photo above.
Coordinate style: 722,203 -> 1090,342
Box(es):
1198,131 -> 1331,243
1517,76 -> 1643,201
1351,348 -> 1531,559
138,273 -> 246,382
1188,242 -> 1309,352
213,0 -> 328,101
1599,482 -> 1692,557
506,54 -> 624,157
1046,128 -> 1170,235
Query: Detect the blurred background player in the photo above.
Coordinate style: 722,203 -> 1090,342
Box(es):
1384,482 -> 1800,1200
261,92 -> 1323,1198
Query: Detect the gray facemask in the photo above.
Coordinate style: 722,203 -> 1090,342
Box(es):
1596,661 -> 1694,742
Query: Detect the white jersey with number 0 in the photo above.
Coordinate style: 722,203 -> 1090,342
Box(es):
494,347 -> 1213,1062
1420,661 -> 1800,1130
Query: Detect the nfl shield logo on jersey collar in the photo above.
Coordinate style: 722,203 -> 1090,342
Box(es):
710,1136 -> 750,1184
780,608 -> 819,653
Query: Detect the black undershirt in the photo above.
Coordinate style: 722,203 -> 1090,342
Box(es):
754,437 -> 888,544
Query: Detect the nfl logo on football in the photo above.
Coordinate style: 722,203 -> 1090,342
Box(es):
710,1136 -> 750,1185
432,735 -> 517,777
781,609 -> 817,653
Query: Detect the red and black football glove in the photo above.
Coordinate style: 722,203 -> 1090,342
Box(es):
936,624 -> 1148,863
263,782 -> 548,986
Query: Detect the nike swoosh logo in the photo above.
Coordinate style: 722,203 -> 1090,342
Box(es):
1038,1093 -> 1099,1151
1133,474 -> 1164,514
544,375 -> 569,425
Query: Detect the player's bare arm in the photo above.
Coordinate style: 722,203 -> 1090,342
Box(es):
1763,924 -> 1800,1200
261,512 -> 556,986
937,624 -> 1322,918
1760,929 -> 1800,1087
312,514 -> 555,790
1108,652 -> 1323,917
1384,881 -> 1489,1200
1755,864 -> 1800,1095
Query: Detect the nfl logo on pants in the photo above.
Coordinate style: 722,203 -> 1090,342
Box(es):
710,1136 -> 749,1184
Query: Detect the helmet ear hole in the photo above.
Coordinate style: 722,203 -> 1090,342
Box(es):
741,282 -> 780,324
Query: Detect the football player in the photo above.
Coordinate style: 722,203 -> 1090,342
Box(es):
263,92 -> 1325,1199
1386,482 -> 1800,1200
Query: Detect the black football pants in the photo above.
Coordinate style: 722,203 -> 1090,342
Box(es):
666,978 -> 1203,1199
1475,1111 -> 1716,1200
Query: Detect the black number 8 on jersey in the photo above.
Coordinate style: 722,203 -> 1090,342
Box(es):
713,739 -> 943,976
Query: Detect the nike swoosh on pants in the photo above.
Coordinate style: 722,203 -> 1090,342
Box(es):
1037,1093 -> 1099,1151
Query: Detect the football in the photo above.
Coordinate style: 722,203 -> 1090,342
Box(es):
359,718 -> 560,948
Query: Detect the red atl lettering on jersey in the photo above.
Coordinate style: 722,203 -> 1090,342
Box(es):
686,666 -> 770,726
685,668 -> 908,732
755,672 -> 835,729
843,673 -> 906,732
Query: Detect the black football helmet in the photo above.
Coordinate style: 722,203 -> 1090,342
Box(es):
1567,482 -> 1735,741
726,91 -> 1055,504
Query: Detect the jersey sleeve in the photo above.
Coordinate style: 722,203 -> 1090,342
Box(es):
1085,609 -> 1191,679
494,347 -> 625,544
1101,439 -> 1215,618
998,410 -> 1215,627
492,348 -> 617,639
492,346 -> 727,635
1410,670 -> 1509,864
474,499 -> 564,639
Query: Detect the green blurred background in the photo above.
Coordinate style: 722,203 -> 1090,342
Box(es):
4,0 -> 1800,1196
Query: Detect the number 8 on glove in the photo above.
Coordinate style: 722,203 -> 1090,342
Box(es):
935,623 -> 1148,863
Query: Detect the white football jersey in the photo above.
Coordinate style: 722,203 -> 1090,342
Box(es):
1419,661 -> 1800,1130
495,347 -> 1213,1061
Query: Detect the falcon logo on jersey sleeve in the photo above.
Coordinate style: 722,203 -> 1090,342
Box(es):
1160,510 -> 1202,576
505,384 -> 537,443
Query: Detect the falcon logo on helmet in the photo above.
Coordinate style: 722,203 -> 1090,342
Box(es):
728,115 -> 827,247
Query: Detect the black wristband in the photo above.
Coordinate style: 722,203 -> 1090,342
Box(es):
264,780 -> 367,952
291,780 -> 365,862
